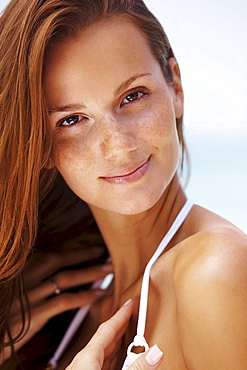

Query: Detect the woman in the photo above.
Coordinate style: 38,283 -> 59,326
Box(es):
66,299 -> 164,370
1,0 -> 247,369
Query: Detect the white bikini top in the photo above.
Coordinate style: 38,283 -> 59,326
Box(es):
122,199 -> 194,369
47,200 -> 193,369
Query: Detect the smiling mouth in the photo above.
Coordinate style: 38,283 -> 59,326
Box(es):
100,156 -> 151,185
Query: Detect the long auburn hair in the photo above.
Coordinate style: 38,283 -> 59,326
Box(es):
0,0 -> 187,356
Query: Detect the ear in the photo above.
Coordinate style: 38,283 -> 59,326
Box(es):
168,57 -> 184,119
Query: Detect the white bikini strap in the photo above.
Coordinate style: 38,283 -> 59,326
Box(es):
131,199 -> 194,348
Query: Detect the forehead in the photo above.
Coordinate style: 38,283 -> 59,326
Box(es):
43,17 -> 162,100
45,16 -> 153,63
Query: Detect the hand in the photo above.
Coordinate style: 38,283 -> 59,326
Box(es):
7,248 -> 112,357
66,299 -> 163,370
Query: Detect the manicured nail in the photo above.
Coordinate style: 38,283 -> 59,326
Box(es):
145,345 -> 163,366
123,298 -> 132,306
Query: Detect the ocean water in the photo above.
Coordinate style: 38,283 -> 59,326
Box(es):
184,123 -> 247,234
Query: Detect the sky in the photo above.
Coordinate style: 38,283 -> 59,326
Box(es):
1,0 -> 246,231
145,0 -> 247,126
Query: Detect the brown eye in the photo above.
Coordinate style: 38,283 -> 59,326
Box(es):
122,90 -> 146,105
59,115 -> 83,127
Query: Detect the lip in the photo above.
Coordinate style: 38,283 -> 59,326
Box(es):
101,156 -> 151,185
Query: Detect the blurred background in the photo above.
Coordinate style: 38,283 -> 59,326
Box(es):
145,0 -> 247,233
1,0 -> 246,232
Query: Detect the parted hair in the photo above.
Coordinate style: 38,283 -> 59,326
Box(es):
0,0 -> 186,356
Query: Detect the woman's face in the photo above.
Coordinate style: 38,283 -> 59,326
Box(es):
43,18 -> 183,215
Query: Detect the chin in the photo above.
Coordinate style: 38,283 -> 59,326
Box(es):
108,191 -> 164,216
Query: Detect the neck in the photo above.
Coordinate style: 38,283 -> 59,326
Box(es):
89,174 -> 186,305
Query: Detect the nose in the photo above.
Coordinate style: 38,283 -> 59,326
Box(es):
99,115 -> 137,159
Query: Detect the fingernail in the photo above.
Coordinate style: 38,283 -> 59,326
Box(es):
93,289 -> 106,297
123,298 -> 132,306
101,263 -> 113,272
145,345 -> 163,366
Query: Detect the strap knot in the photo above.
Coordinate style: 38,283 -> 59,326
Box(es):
126,335 -> 149,355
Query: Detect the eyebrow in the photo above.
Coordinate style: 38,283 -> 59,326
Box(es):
114,73 -> 152,96
48,73 -> 152,115
48,103 -> 87,115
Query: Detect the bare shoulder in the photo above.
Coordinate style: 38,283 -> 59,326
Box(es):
173,210 -> 247,288
152,206 -> 247,368
172,208 -> 247,368
153,205 -> 247,287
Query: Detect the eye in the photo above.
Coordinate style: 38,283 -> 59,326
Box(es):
58,115 -> 84,127
121,89 -> 147,106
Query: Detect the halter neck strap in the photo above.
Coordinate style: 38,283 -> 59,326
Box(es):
130,199 -> 194,348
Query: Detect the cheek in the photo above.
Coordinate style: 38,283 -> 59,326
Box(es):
53,140 -> 98,205
137,99 -> 178,148
53,135 -> 94,177
144,102 -> 180,176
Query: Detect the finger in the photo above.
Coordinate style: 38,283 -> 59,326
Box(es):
9,290 -> 108,353
129,345 -> 163,370
27,263 -> 113,304
10,280 -> 107,318
66,300 -> 134,370
54,263 -> 113,292
45,247 -> 107,269
36,289 -> 107,319
88,299 -> 134,351
23,247 -> 106,289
